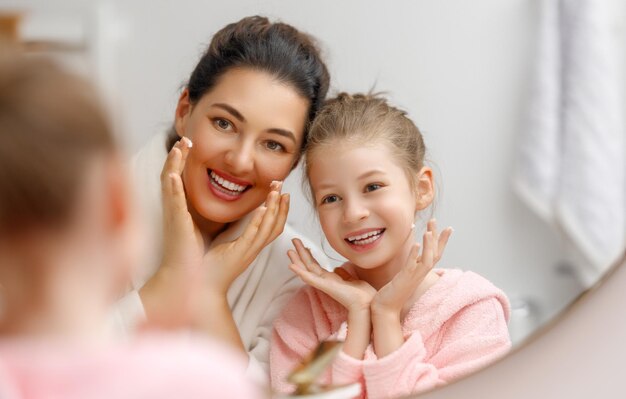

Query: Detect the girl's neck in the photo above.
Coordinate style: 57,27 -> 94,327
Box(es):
353,230 -> 416,290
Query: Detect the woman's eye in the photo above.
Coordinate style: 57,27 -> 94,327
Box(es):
265,140 -> 285,152
365,183 -> 382,192
214,118 -> 233,131
321,195 -> 339,205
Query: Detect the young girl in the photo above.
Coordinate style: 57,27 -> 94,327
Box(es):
270,93 -> 511,398
0,53 -> 264,398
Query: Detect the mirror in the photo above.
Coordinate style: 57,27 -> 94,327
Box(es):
7,0 -> 624,396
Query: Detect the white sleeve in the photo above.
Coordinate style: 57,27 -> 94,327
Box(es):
107,290 -> 147,338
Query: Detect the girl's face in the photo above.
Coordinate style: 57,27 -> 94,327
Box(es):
309,141 -> 420,270
176,68 -> 309,224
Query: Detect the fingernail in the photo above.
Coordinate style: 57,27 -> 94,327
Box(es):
184,137 -> 193,148
270,180 -> 283,191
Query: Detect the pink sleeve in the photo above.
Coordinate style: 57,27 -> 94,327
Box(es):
362,297 -> 511,399
270,288 -> 362,394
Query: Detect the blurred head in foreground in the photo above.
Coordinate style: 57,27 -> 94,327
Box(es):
0,52 -> 139,338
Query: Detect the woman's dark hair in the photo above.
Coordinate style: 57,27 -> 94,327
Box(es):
167,15 -> 330,151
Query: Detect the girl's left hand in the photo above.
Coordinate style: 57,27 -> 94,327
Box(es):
371,220 -> 452,317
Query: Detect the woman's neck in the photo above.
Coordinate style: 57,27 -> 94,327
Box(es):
187,200 -> 229,245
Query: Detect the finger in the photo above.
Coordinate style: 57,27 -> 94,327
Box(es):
427,219 -> 438,262
287,248 -> 303,266
246,190 -> 280,251
334,267 -> 352,281
166,173 -> 191,227
266,193 -> 290,244
292,238 -> 325,275
270,180 -> 283,194
289,262 -> 325,288
421,231 -> 435,271
176,137 -> 192,175
233,207 -> 266,252
436,227 -> 453,262
405,243 -> 421,272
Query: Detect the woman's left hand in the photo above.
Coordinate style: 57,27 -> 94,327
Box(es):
203,182 -> 290,295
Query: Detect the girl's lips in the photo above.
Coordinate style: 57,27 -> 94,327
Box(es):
344,227 -> 385,241
345,229 -> 385,252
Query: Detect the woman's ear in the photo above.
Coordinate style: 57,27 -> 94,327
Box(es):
174,89 -> 192,139
414,166 -> 434,211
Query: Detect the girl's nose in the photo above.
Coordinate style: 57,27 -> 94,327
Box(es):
224,139 -> 254,175
342,198 -> 369,224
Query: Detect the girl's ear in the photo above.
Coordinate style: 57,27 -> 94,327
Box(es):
414,166 -> 434,211
174,89 -> 192,139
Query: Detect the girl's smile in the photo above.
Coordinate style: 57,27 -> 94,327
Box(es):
344,228 -> 386,251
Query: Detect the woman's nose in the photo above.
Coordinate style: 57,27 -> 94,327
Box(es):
224,139 -> 254,175
342,198 -> 369,224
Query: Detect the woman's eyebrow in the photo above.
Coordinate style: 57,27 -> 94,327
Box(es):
211,103 -> 296,143
268,128 -> 296,143
212,103 -> 245,122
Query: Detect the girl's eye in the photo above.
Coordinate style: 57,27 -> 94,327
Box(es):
365,183 -> 382,192
321,195 -> 340,205
213,118 -> 233,131
265,140 -> 285,152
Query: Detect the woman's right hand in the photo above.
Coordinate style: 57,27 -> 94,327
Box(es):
288,238 -> 376,313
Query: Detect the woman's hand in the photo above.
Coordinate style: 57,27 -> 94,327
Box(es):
288,238 -> 377,313
371,219 -> 452,317
203,182 -> 289,295
140,137 -> 290,328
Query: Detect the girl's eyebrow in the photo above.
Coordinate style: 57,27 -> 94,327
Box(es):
314,169 -> 386,191
356,169 -> 385,180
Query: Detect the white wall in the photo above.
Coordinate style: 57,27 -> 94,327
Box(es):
5,0 -> 624,344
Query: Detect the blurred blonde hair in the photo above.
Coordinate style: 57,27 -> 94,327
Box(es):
0,52 -> 114,236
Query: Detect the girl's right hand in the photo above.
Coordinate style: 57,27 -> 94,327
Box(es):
288,238 -> 376,313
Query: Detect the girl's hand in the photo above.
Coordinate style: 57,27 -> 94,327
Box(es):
371,220 -> 452,317
288,238 -> 376,313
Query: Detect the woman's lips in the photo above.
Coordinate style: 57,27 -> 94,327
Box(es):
207,169 -> 251,201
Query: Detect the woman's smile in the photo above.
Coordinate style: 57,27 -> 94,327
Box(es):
207,169 -> 252,201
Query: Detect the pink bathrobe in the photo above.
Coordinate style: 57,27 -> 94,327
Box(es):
0,333 -> 262,399
270,268 -> 511,399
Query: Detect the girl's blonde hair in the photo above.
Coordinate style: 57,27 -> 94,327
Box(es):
303,93 -> 427,197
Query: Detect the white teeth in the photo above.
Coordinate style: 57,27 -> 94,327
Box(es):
210,171 -> 247,193
347,229 -> 384,244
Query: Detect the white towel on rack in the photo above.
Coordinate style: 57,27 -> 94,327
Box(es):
514,0 -> 625,285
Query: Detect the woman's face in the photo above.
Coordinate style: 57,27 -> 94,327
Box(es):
176,68 -> 309,224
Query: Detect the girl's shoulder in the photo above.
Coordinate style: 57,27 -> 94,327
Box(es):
405,268 -> 511,333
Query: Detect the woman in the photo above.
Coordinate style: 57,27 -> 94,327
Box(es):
117,15 -> 331,382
